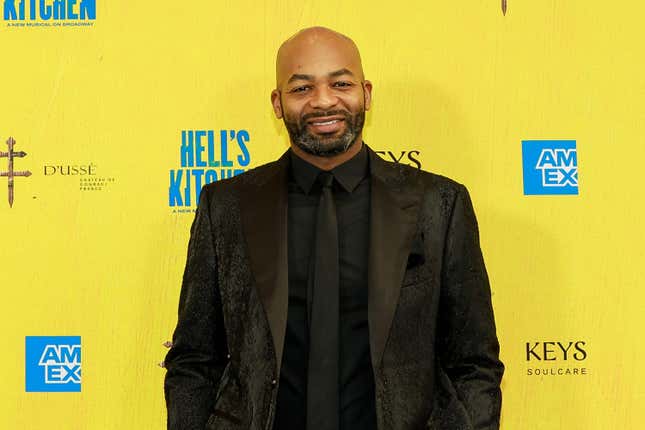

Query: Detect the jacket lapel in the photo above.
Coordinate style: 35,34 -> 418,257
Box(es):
238,146 -> 423,375
239,150 -> 290,375
366,146 -> 424,369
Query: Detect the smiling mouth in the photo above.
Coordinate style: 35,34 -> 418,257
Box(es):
306,117 -> 345,134
310,119 -> 341,126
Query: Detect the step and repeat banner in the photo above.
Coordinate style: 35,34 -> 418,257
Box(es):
2,1 -> 643,428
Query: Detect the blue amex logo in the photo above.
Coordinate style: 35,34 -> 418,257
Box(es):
522,140 -> 579,195
25,336 -> 81,392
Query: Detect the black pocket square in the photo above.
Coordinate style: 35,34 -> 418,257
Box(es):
406,236 -> 426,269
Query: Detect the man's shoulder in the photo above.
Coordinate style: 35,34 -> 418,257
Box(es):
376,156 -> 466,195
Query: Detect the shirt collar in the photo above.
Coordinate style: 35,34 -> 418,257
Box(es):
289,143 -> 369,194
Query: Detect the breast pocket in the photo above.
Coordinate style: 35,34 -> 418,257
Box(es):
402,233 -> 429,288
402,252 -> 430,288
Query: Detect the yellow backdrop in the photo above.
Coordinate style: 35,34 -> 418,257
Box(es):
2,0 -> 644,428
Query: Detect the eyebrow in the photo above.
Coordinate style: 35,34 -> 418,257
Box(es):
286,68 -> 355,85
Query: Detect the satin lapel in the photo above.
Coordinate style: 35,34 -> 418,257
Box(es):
239,151 -> 290,374
367,146 -> 423,369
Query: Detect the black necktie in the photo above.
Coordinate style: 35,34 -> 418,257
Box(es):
306,171 -> 339,430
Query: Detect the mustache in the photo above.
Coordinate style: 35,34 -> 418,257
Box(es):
300,110 -> 351,122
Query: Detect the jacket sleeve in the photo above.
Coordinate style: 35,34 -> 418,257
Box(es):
164,186 -> 228,430
436,184 -> 504,430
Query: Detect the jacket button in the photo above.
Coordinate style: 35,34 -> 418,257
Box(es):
226,353 -> 231,360
271,379 -> 277,386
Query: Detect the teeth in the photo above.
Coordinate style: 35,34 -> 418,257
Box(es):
312,120 -> 339,125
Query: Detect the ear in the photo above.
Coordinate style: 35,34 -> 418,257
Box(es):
271,89 -> 283,119
362,80 -> 373,111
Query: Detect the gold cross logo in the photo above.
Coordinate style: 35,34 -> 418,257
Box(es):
1,137 -> 32,207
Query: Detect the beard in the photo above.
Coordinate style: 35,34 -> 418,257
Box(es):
283,108 -> 365,157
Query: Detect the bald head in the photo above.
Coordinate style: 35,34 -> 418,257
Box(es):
275,27 -> 365,89
270,27 -> 372,169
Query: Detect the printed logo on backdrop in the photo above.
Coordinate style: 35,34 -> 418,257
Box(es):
1,136 -> 31,208
3,0 -> 96,27
375,150 -> 422,169
2,134 -> 115,203
525,340 -> 588,376
25,336 -> 81,392
43,162 -> 116,191
169,129 -> 251,213
522,140 -> 578,195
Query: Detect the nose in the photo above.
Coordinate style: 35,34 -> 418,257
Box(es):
309,86 -> 338,110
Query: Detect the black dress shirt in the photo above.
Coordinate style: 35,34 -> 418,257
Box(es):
273,144 -> 377,430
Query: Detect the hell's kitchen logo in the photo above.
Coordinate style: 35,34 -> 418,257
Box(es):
3,0 -> 96,21
1,137 -> 31,208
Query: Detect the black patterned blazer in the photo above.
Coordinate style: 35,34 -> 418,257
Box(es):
164,144 -> 504,430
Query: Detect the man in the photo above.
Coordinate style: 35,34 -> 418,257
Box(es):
164,27 -> 504,430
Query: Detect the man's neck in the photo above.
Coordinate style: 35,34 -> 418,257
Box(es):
290,138 -> 364,171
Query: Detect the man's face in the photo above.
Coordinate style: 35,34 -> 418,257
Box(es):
271,34 -> 372,157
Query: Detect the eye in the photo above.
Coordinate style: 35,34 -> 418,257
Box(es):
333,81 -> 353,88
290,85 -> 311,93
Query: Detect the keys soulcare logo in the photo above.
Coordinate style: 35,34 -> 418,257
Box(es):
375,150 -> 422,169
25,336 -> 81,392
522,140 -> 579,195
525,340 -> 588,376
